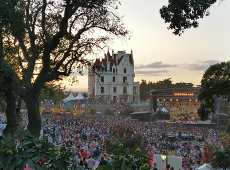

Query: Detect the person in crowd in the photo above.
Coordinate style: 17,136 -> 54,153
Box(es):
80,157 -> 88,169
98,156 -> 107,167
164,164 -> 170,170
73,153 -> 81,169
81,149 -> 88,158
152,161 -> 158,170
93,147 -> 101,160
87,155 -> 96,170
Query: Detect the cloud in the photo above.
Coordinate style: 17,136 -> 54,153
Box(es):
135,70 -> 169,75
186,64 -> 210,71
200,60 -> 221,65
135,61 -> 178,69
186,60 -> 222,71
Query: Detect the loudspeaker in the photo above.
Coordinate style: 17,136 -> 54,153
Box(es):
153,96 -> 157,111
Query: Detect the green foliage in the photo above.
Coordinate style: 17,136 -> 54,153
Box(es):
0,0 -> 129,137
226,118 -> 230,135
120,108 -> 135,117
104,108 -> 114,115
203,132 -> 230,169
140,78 -> 194,100
97,145 -> 151,170
83,92 -> 87,98
105,125 -> 148,154
0,130 -> 73,170
198,62 -> 230,120
90,108 -> 96,115
39,83 -> 65,103
0,94 -> 6,112
160,0 -> 217,35
156,109 -> 163,114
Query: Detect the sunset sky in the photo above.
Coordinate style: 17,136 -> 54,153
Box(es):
67,0 -> 230,92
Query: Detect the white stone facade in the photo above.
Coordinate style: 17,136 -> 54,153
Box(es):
88,50 -> 140,103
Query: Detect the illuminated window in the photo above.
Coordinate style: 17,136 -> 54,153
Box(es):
123,77 -> 127,83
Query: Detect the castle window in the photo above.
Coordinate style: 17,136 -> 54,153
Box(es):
101,87 -> 104,93
124,68 -> 126,73
123,77 -> 127,83
133,86 -> 137,94
113,76 -> 115,82
101,76 -> 104,82
123,87 -> 127,93
113,87 -> 116,93
113,68 -> 115,73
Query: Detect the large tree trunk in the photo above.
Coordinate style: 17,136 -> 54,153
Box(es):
3,79 -> 18,136
25,93 -> 41,137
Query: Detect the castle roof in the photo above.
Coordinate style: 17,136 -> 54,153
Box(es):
94,51 -> 133,71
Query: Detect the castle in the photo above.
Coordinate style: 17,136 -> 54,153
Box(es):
88,50 -> 140,103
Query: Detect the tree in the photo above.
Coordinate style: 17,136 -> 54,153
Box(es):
83,92 -> 87,98
120,108 -> 135,117
90,108 -> 96,116
198,62 -> 230,120
39,83 -> 65,103
0,0 -> 25,136
226,118 -> 230,135
1,0 -> 128,136
139,78 -> 194,100
104,108 -> 114,115
160,0 -> 218,35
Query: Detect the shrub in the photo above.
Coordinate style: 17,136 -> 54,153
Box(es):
97,145 -> 151,170
105,125 -> 149,154
226,118 -> 230,135
203,132 -> 230,170
120,108 -> 135,117
90,108 -> 96,115
104,108 -> 114,115
156,109 -> 163,114
0,130 -> 72,170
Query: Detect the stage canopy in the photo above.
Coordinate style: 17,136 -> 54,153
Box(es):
80,98 -> 89,101
63,93 -> 76,103
76,93 -> 85,100
162,107 -> 169,113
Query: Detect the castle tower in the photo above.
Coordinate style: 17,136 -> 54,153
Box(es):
88,65 -> 95,98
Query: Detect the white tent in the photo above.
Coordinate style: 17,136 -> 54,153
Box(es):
162,107 -> 169,113
198,164 -> 213,170
75,93 -> 85,100
63,93 -> 76,103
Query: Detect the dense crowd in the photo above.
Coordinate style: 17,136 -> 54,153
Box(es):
39,114 -> 223,169
0,111 -> 224,169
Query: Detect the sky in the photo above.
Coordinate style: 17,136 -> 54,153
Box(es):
67,0 -> 230,92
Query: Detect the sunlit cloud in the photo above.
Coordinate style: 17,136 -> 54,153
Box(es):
200,60 -> 221,65
135,70 -> 169,75
186,60 -> 222,71
135,61 -> 178,69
